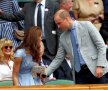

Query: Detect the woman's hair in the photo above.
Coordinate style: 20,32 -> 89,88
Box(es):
0,38 -> 14,63
15,26 -> 42,63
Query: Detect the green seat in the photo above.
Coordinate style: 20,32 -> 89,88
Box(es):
17,0 -> 31,2
45,79 -> 75,85
0,80 -> 13,86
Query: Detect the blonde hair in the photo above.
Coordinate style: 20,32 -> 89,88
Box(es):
0,38 -> 14,63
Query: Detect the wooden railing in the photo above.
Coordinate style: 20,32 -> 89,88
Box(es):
89,84 -> 108,90
0,84 -> 108,90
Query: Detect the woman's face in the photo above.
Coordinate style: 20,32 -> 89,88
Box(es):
40,41 -> 44,57
2,45 -> 12,56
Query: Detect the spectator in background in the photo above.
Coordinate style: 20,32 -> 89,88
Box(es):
0,0 -> 60,62
0,0 -> 24,49
100,1 -> 108,79
100,0 -> 108,45
0,38 -> 14,81
59,0 -> 75,19
46,9 -> 108,84
73,0 -> 104,31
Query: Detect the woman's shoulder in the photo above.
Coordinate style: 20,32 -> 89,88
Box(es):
15,48 -> 25,53
14,48 -> 26,58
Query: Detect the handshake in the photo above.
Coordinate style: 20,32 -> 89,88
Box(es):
32,66 -> 47,78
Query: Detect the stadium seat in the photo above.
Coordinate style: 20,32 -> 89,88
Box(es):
0,80 -> 13,86
17,0 -> 31,2
45,79 -> 75,85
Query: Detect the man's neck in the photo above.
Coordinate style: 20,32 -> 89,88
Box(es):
35,0 -> 42,3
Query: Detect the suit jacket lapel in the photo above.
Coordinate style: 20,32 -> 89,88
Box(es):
44,0 -> 50,22
65,32 -> 73,53
76,21 -> 82,47
65,32 -> 74,67
31,2 -> 37,25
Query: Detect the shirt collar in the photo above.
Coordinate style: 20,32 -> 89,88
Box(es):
37,0 -> 45,7
71,20 -> 77,30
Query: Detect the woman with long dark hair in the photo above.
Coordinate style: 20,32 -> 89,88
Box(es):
13,26 -> 44,86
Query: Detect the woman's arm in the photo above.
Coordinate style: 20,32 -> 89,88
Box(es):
13,57 -> 22,86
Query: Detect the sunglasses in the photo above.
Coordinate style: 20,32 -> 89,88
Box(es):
4,46 -> 13,49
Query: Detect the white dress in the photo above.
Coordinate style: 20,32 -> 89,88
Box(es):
0,61 -> 14,81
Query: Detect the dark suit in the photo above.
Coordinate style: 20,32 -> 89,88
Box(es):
69,11 -> 76,20
100,0 -> 108,44
54,59 -> 73,80
0,0 -> 60,60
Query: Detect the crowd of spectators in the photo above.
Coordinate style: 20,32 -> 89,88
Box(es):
0,0 -> 108,86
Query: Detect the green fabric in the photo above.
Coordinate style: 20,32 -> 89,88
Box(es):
45,79 -> 75,85
17,0 -> 31,2
0,80 -> 13,86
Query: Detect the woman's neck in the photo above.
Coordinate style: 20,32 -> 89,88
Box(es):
4,56 -> 10,61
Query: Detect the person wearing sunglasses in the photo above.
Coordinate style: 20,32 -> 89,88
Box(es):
0,38 -> 14,82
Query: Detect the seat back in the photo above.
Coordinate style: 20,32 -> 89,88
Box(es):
0,80 -> 13,86
45,79 -> 75,85
17,0 -> 31,2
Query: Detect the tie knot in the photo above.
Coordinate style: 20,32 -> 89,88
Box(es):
71,27 -> 75,31
71,28 -> 75,34
38,3 -> 42,7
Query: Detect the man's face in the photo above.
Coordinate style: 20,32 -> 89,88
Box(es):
61,0 -> 73,11
54,15 -> 68,32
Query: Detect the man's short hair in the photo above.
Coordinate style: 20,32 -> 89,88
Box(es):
60,0 -> 67,3
55,9 -> 70,20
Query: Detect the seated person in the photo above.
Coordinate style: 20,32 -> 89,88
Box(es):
0,38 -> 14,81
73,0 -> 104,31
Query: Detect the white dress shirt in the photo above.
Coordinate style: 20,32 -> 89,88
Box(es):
34,0 -> 46,39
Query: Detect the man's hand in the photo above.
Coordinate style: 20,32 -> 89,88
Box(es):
40,74 -> 47,82
95,66 -> 103,78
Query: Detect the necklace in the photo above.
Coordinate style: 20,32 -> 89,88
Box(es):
4,60 -> 11,70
